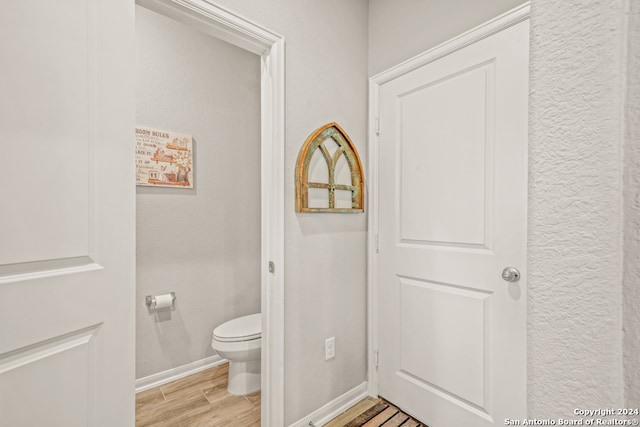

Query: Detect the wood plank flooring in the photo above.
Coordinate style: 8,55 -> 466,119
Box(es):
324,398 -> 427,427
136,363 -> 260,427
137,364 -> 423,427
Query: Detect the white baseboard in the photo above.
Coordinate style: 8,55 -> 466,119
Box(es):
289,382 -> 369,427
135,355 -> 227,393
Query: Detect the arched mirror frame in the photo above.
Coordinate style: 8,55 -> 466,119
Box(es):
295,122 -> 364,213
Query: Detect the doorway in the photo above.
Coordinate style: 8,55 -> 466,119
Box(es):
134,1 -> 284,425
368,5 -> 529,426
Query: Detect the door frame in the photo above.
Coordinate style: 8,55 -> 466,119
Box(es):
366,2 -> 530,398
135,0 -> 285,425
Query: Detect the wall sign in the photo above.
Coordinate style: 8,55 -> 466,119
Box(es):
136,126 -> 193,188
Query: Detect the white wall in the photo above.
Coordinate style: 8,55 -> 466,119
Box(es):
205,1 -> 369,424
368,0 -> 525,75
135,6 -> 261,379
369,0 -> 629,417
624,0 -> 640,408
528,0 -> 626,414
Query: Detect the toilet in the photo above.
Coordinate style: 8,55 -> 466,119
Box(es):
211,313 -> 261,395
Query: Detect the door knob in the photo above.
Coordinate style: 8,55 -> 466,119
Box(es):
501,267 -> 520,282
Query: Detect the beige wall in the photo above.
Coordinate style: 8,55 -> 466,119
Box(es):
624,0 -> 640,408
528,0 -> 626,414
135,6 -> 261,379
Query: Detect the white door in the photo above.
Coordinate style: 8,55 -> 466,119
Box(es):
0,1 -> 135,426
376,20 -> 529,426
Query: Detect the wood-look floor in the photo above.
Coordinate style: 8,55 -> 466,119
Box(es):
324,397 -> 427,427
135,363 -> 260,427
136,363 -> 422,427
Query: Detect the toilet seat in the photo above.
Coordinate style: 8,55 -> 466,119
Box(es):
213,313 -> 261,343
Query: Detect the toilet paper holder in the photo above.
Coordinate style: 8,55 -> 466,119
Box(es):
146,292 -> 176,308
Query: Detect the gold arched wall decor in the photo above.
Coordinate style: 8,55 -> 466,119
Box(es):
295,122 -> 364,213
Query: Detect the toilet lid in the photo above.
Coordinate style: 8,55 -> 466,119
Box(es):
213,313 -> 261,342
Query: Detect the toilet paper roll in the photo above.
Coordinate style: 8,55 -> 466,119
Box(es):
154,294 -> 174,309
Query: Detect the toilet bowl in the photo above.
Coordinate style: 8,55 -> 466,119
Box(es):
211,313 -> 261,395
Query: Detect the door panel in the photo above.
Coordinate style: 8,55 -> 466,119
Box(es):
399,62 -> 491,247
377,20 -> 528,427
0,1 -> 135,425
398,277 -> 488,407
0,326 -> 100,427
0,0 -> 94,266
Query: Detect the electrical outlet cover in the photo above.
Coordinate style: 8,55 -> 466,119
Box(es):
325,337 -> 335,360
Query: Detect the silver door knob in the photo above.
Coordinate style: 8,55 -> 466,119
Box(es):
502,267 -> 520,282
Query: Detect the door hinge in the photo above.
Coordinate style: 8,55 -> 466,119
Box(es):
268,261 -> 275,274
375,118 -> 380,136
374,349 -> 379,369
375,234 -> 379,254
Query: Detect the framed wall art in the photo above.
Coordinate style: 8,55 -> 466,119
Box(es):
295,122 -> 364,213
135,126 -> 193,188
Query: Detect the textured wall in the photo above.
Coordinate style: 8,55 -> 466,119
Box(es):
625,0 -> 640,408
194,1 -> 369,424
135,6 -> 261,379
528,0 -> 625,415
368,0 -> 526,75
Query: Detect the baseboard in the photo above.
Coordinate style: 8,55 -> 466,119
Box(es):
135,355 -> 227,393
289,382 -> 369,427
